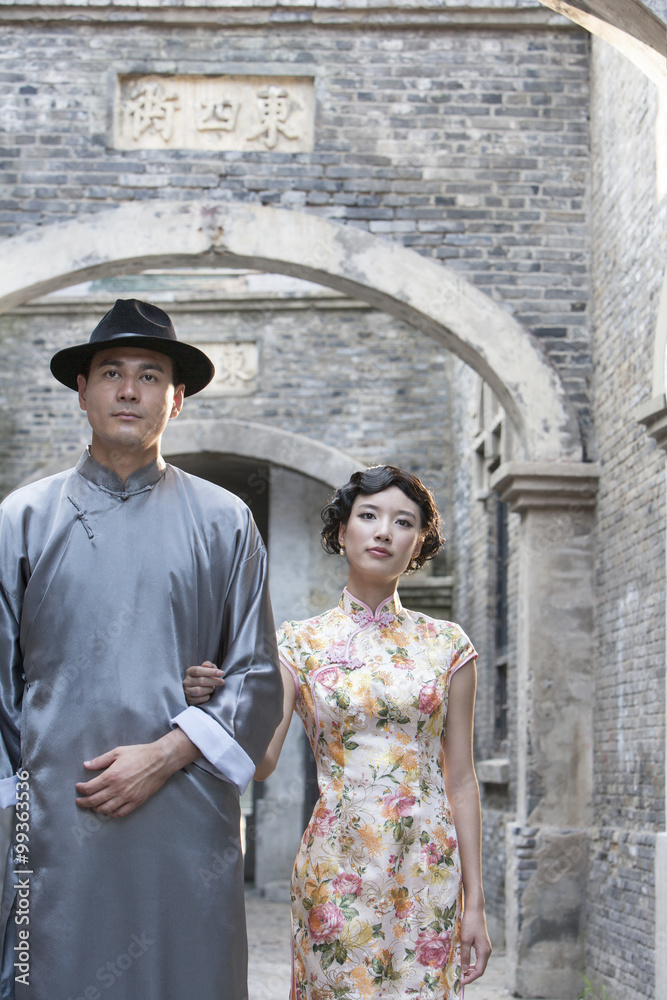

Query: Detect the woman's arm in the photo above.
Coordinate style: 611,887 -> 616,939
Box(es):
254,663 -> 297,780
183,661 -> 225,704
183,660 -> 297,780
443,659 -> 492,985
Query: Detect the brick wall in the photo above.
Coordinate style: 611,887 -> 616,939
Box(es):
587,36 -> 667,998
445,31 -> 667,984
447,357 -> 519,939
0,289 -> 452,501
588,830 -> 658,992
0,10 -> 593,452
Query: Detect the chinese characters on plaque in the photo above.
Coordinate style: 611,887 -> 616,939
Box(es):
195,342 -> 259,397
114,75 -> 314,152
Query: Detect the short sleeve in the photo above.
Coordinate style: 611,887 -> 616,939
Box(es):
276,620 -> 320,752
449,626 -> 477,679
276,621 -> 300,698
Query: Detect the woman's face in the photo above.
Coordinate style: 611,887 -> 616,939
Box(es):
338,485 -> 424,583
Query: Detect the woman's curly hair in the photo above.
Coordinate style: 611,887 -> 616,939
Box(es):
321,466 -> 444,572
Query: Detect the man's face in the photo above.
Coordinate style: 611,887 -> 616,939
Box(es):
77,347 -> 185,461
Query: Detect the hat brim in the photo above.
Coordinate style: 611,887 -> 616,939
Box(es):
50,334 -> 215,397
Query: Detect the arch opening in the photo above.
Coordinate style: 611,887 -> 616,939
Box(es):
0,202 -> 583,465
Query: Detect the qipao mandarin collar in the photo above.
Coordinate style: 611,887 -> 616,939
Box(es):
338,588 -> 404,627
324,589 -> 406,671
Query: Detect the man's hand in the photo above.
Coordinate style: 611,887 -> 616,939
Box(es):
75,730 -> 201,818
183,660 -> 224,705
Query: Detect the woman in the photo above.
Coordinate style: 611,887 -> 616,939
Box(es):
184,466 -> 491,998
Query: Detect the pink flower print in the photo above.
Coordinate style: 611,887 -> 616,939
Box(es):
310,808 -> 337,838
415,928 -> 453,969
331,872 -> 362,897
419,681 -> 442,716
386,853 -> 399,876
307,902 -> 347,943
391,653 -> 415,671
381,787 -> 416,821
420,842 -> 443,867
316,666 -> 342,690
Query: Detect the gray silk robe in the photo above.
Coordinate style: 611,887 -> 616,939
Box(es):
0,451 -> 283,1000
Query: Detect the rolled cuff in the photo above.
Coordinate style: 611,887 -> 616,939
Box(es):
171,706 -> 256,795
0,775 -> 18,809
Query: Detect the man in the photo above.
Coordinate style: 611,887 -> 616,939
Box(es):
0,299 -> 283,999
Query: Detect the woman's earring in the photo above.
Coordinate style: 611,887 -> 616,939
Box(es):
340,544 -> 346,554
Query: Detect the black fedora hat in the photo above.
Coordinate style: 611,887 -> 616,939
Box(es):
50,298 -> 215,397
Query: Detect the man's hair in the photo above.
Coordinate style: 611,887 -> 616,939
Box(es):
320,465 -> 444,571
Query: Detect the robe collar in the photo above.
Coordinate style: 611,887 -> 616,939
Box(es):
76,448 -> 166,496
338,588 -> 403,626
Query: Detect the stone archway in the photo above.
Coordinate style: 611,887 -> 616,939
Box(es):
0,200 -> 582,465
537,0 -> 666,85
0,201 -> 597,996
162,418 -> 364,489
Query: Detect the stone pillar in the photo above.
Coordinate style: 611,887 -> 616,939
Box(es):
490,461 -> 599,999
254,465 -> 346,896
636,397 -> 667,1000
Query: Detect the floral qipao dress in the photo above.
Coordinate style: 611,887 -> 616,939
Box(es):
277,589 -> 477,1000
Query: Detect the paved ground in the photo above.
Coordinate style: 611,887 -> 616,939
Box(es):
246,889 -> 521,1000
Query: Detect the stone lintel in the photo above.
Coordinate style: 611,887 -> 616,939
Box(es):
490,461 -> 600,513
635,395 -> 667,452
0,3 -> 575,30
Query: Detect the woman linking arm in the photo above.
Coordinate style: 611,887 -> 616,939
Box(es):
185,466 -> 491,999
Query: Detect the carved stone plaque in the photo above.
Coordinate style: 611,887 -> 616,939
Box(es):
196,342 -> 259,397
114,75 -> 314,152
